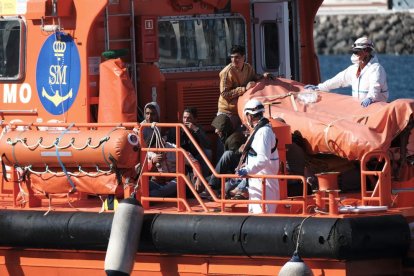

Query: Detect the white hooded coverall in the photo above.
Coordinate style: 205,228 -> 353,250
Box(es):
244,124 -> 279,214
318,55 -> 388,102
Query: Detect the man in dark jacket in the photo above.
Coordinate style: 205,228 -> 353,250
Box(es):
166,107 -> 212,177
208,114 -> 246,194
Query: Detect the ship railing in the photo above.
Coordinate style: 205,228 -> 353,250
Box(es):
360,150 -> 392,207
0,121 -> 396,214
139,122 -> 309,214
139,147 -> 309,214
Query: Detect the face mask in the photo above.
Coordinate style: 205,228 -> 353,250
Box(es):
351,54 -> 360,64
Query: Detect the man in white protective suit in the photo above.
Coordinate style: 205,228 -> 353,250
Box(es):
236,99 -> 279,213
305,36 -> 388,107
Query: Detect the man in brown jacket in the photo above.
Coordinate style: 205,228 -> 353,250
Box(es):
218,45 -> 273,131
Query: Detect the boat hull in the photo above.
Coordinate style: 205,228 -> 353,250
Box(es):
0,211 -> 409,260
0,249 -> 407,276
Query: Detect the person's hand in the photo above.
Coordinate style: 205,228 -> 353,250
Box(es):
237,167 -> 248,177
263,72 -> 274,80
193,176 -> 205,193
246,81 -> 256,90
304,84 -> 319,91
185,122 -> 199,132
361,98 -> 373,107
151,153 -> 164,164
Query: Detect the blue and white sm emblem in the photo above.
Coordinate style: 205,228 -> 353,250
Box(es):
36,33 -> 80,115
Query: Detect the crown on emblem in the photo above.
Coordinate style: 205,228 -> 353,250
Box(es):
53,40 -> 66,57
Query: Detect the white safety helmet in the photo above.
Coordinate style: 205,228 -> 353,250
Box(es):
352,36 -> 375,51
244,99 -> 265,115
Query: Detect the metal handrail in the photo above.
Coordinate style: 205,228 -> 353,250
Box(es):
139,122 -> 310,214
360,150 -> 392,206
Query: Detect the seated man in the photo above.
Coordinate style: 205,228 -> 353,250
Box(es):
208,114 -> 247,197
146,136 -> 201,197
286,130 -> 359,195
141,102 -> 161,142
166,107 -> 212,177
285,130 -> 315,196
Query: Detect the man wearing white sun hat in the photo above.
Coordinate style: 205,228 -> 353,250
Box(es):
305,36 -> 388,107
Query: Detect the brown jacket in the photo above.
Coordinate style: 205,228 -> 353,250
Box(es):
218,63 -> 257,114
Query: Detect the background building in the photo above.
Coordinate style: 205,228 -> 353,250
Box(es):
318,0 -> 414,15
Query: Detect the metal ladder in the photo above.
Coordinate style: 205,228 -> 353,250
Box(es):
104,0 -> 137,91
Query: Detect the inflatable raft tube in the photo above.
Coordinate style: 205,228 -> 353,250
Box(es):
0,211 -> 409,260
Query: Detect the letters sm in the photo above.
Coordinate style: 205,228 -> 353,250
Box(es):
36,33 -> 80,115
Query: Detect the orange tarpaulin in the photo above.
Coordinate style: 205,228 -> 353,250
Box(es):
238,78 -> 414,161
98,58 -> 137,123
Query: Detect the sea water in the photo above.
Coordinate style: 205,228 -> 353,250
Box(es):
318,54 -> 414,101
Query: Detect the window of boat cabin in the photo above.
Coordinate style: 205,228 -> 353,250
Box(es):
0,18 -> 25,80
262,22 -> 280,71
158,15 -> 246,72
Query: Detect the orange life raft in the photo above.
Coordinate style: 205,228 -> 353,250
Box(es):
0,128 -> 140,168
238,78 -> 414,161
